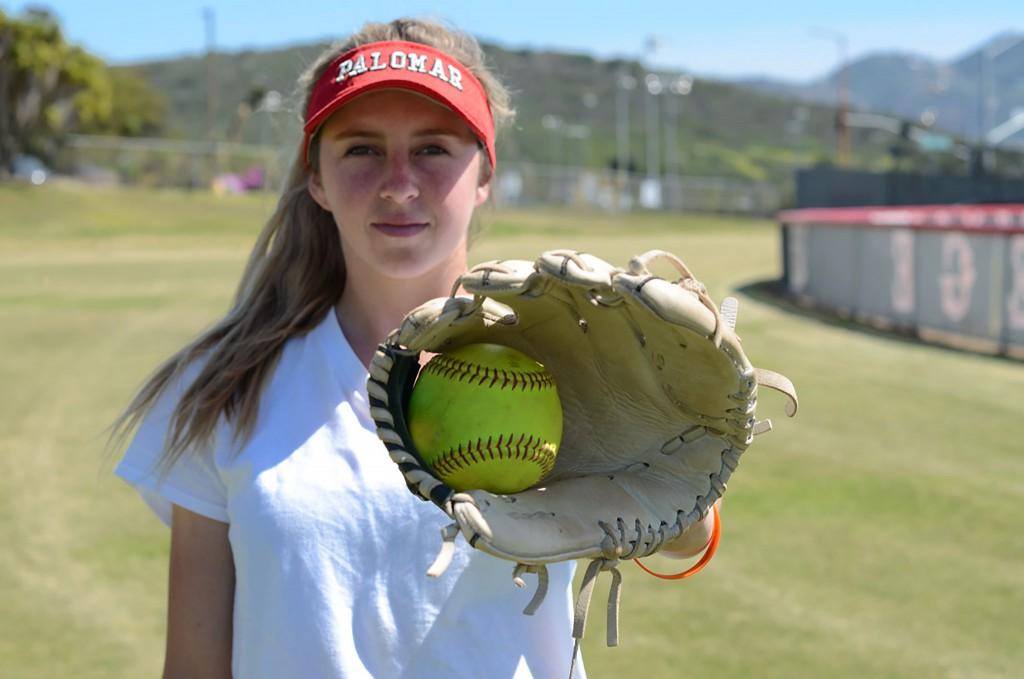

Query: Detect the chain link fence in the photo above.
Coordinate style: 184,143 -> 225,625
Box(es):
492,162 -> 782,214
62,134 -> 288,193
60,135 -> 783,215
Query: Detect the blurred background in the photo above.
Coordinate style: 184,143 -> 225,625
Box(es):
1,2 -> 1022,678
5,1 -> 1024,211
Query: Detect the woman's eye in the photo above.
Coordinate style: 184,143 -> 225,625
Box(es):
418,144 -> 449,156
344,145 -> 376,157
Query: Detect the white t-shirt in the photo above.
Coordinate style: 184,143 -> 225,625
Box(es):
116,310 -> 583,678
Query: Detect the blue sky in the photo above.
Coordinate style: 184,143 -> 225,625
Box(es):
4,0 -> 1021,80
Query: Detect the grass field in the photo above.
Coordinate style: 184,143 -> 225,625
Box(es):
1,182 -> 1022,678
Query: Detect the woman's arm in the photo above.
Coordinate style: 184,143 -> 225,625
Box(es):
163,504 -> 235,679
659,499 -> 721,559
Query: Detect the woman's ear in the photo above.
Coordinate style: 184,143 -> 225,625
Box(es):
475,160 -> 492,207
475,178 -> 491,207
307,172 -> 330,212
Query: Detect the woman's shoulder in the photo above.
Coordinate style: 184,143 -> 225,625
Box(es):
265,309 -> 365,396
116,311 -> 364,486
226,311 -> 367,456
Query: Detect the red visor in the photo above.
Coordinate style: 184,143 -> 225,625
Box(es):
303,40 -> 496,169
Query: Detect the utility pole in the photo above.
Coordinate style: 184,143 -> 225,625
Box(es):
977,49 -> 987,145
204,7 -> 219,176
811,28 -> 850,166
838,35 -> 850,165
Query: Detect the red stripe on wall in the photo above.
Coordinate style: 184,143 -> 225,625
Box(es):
778,204 -> 1024,235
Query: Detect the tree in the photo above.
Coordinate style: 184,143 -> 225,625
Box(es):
84,67 -> 167,138
0,8 -> 112,174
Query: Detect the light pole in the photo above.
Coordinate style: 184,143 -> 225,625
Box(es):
639,73 -> 665,209
616,73 -> 636,175
564,123 -> 591,167
638,37 -> 664,208
615,71 -> 636,207
645,74 -> 663,181
580,91 -> 598,167
664,75 -> 692,175
663,75 -> 692,210
254,90 -> 282,189
541,114 -> 564,164
541,114 -> 564,203
810,27 -> 850,166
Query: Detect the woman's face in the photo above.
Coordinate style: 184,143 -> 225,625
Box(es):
308,88 -> 490,282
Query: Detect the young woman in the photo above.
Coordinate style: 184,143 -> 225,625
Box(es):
114,17 -> 714,678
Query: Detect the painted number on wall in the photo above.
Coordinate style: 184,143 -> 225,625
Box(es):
890,229 -> 915,314
1008,236 -> 1024,331
939,234 -> 976,322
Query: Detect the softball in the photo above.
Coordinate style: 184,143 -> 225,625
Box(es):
407,343 -> 562,494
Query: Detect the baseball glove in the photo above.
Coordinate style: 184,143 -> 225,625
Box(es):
367,249 -> 797,656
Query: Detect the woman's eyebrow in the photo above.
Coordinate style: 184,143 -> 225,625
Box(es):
328,128 -> 462,141
329,129 -> 383,141
412,128 -> 461,138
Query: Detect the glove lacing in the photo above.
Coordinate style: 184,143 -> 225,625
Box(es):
627,249 -> 727,347
425,492 -> 692,649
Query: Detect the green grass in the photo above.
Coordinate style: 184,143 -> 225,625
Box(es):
1,182 -> 1022,678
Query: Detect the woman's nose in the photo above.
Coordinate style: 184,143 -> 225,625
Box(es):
379,156 -> 420,204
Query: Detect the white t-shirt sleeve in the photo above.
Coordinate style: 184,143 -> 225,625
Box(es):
115,365 -> 229,527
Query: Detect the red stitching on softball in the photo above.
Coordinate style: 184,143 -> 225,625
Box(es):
430,433 -> 557,478
422,355 -> 556,391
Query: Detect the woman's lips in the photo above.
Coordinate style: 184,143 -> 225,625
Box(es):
372,222 -> 429,237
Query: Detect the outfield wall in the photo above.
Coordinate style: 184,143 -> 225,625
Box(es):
778,205 -> 1024,359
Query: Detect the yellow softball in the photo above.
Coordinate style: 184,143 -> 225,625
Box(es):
407,343 -> 562,494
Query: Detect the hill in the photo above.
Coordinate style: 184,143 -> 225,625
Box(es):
122,41 -> 906,186
120,34 -> 1024,186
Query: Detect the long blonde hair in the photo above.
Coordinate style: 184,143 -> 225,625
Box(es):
112,18 -> 514,471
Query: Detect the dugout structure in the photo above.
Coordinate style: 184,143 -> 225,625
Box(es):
779,205 -> 1024,360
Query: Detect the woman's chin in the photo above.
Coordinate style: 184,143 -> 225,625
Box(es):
367,249 -> 462,283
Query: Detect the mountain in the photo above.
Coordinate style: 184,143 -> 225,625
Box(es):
120,41 -> 894,186
119,35 -> 1024,187
734,32 -> 1024,146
